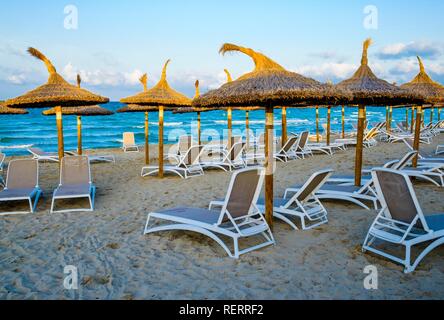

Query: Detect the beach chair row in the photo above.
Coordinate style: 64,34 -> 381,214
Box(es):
0,156 -> 95,215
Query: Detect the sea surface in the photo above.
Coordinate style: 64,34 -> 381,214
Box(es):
0,102 -> 435,156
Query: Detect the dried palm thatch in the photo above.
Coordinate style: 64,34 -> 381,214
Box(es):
118,74 -> 161,113
42,105 -> 113,116
5,48 -> 109,108
337,39 -> 424,106
193,43 -> 352,108
0,101 -> 29,114
400,56 -> 444,104
174,80 -> 215,114
120,60 -> 191,108
43,74 -> 113,116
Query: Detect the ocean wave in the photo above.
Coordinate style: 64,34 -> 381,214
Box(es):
0,144 -> 33,150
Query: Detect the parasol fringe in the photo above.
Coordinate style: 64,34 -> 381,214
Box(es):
28,47 -> 57,74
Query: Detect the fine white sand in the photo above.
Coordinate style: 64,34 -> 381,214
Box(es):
0,137 -> 443,300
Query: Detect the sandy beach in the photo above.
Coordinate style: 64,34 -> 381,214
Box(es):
0,136 -> 443,300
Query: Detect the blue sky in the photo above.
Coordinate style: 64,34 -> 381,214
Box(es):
1,0 -> 444,100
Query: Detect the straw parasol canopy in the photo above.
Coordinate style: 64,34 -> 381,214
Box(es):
120,61 -> 191,177
192,43 -> 352,229
0,101 -> 28,114
173,80 -> 213,114
193,43 -> 351,108
117,73 -> 157,165
4,48 -> 109,162
42,105 -> 113,116
337,38 -> 424,187
41,74 -> 113,155
42,75 -> 113,116
337,39 -> 423,106
117,74 -> 159,113
120,60 -> 191,108
5,48 -> 109,108
400,56 -> 444,104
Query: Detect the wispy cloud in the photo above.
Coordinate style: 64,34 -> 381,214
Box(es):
7,74 -> 26,85
293,63 -> 357,82
62,63 -> 145,87
377,41 -> 443,60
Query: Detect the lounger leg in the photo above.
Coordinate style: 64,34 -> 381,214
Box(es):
29,190 -> 42,213
89,187 -> 95,211
404,244 -> 412,273
407,237 -> 444,273
273,212 -> 299,230
233,237 -> 240,259
50,191 -> 56,214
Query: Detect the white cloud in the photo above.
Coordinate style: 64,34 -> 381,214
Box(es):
7,74 -> 26,84
61,63 -> 144,87
377,41 -> 443,60
293,63 -> 357,82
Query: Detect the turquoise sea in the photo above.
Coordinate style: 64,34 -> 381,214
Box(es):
0,103 -> 436,156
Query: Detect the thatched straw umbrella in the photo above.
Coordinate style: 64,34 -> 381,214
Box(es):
173,80 -> 215,145
0,101 -> 29,114
120,60 -> 191,178
337,38 -> 423,185
5,48 -> 109,161
401,56 -> 444,165
232,106 -> 260,148
43,75 -> 113,155
193,43 -> 351,227
223,69 -> 235,149
117,73 -> 158,165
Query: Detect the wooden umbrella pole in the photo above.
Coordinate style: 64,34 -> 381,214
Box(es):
197,111 -> 201,146
389,107 -> 393,133
315,106 -> 320,143
405,108 -> 409,130
227,107 -> 232,150
158,106 -> 164,178
438,108 -> 441,122
386,106 -> 390,132
326,106 -> 331,146
341,106 -> 345,139
245,110 -> 250,148
145,112 -> 149,165
265,105 -> 274,229
430,107 -> 434,124
412,105 -> 423,168
354,105 -> 366,187
411,106 -> 415,133
281,107 -> 287,148
77,116 -> 82,155
55,106 -> 65,162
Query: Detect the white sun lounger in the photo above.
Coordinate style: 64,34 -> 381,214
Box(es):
166,135 -> 194,162
293,131 -> 312,159
259,169 -> 333,230
363,168 -> 444,273
273,136 -> 299,162
327,151 -> 418,185
201,142 -> 247,172
0,159 -> 42,215
142,145 -> 205,179
284,177 -> 378,210
402,139 -> 444,165
50,156 -> 96,213
67,150 -> 115,163
144,167 -> 274,258
27,147 -> 74,162
0,153 -> 5,187
122,132 -> 139,152
210,169 -> 334,230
